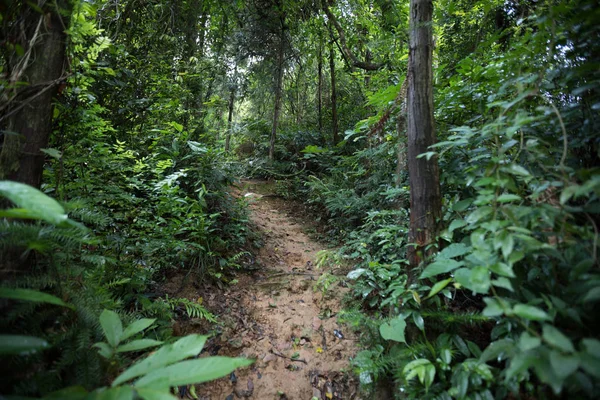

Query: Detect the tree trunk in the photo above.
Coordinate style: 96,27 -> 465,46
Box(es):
225,86 -> 235,152
0,1 -> 72,189
329,36 -> 339,145
269,13 -> 286,161
406,0 -> 441,275
317,26 -> 324,139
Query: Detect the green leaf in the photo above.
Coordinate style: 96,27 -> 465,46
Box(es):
505,164 -> 531,177
470,266 -> 491,293
121,318 -> 157,341
543,325 -> 575,353
426,278 -> 452,299
480,339 -> 515,362
134,357 -> 254,389
489,262 -> 515,278
496,194 -> 521,203
550,351 -> 580,378
412,312 -> 425,331
582,338 -> 600,359
492,277 -> 514,292
113,335 -> 208,386
580,353 -> 600,378
135,388 -> 179,400
437,243 -> 470,259
513,304 -> 551,321
0,181 -> 67,225
347,268 -> 367,280
465,206 -> 493,224
93,342 -> 114,359
89,386 -> 134,400
117,339 -> 163,353
482,297 -> 504,317
449,219 -> 467,233
403,359 -> 436,392
518,332 -> 541,351
505,352 -> 535,380
379,316 -> 407,343
0,288 -> 74,309
40,148 -> 62,159
420,259 -> 464,279
582,287 -> 600,303
452,199 -> 473,212
99,310 -> 123,348
0,334 -> 49,355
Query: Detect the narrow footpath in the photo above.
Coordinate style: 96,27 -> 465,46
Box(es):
197,180 -> 359,399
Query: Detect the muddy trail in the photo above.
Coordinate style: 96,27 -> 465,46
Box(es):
167,180 -> 360,400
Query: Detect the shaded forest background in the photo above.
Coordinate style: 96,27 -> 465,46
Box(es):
0,0 -> 599,398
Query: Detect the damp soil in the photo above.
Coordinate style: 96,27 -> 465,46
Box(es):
164,179 -> 360,400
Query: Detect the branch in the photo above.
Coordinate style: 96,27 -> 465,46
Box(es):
321,1 -> 383,71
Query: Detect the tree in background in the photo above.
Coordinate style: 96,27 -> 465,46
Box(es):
405,0 -> 441,272
0,0 -> 73,188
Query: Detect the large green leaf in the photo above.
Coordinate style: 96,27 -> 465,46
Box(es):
99,310 -> 123,348
87,386 -> 134,400
513,304 -> 551,321
121,318 -> 156,341
0,334 -> 49,355
542,325 -> 575,353
549,350 -> 580,379
480,339 -> 515,363
437,243 -> 470,259
134,356 -> 254,389
0,181 -> 67,225
117,339 -> 163,353
379,316 -> 406,343
420,259 -> 463,279
113,334 -> 208,386
0,287 -> 74,309
135,388 -> 178,400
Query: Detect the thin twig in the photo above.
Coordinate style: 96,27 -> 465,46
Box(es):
269,349 -> 308,364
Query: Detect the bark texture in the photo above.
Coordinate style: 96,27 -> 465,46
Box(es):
317,26 -> 324,137
269,10 -> 286,161
225,86 -> 235,152
0,1 -> 72,188
406,0 -> 441,274
329,37 -> 339,145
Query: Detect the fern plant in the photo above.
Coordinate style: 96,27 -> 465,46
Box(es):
160,295 -> 217,323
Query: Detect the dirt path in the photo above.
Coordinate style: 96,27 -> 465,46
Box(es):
196,180 -> 359,400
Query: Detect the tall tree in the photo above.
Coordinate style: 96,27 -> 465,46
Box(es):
269,2 -> 286,160
329,32 -> 339,145
0,1 -> 73,188
317,24 -> 324,137
406,0 -> 441,274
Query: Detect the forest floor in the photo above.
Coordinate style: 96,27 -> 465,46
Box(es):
165,180 -> 360,400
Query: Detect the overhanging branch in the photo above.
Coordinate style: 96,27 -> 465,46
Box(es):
321,1 -> 383,71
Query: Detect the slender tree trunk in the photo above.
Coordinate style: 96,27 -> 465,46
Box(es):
0,1 -> 72,189
317,24 -> 324,140
406,0 -> 441,275
269,14 -> 286,161
225,86 -> 235,152
329,36 -> 339,145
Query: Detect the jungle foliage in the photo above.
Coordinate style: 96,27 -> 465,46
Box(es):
1,0 -> 599,399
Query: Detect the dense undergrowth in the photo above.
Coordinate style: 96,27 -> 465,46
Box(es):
236,1 -> 600,398
1,0 -> 599,399
0,2 -> 254,398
